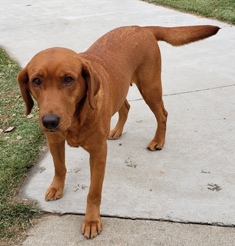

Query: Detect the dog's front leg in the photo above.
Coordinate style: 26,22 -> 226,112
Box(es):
45,133 -> 66,201
82,141 -> 107,239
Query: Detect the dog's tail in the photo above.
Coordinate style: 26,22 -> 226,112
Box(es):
144,25 -> 220,46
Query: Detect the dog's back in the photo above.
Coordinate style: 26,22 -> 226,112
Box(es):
87,25 -> 219,57
85,25 -> 219,73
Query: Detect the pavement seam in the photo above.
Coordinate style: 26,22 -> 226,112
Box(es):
129,83 -> 235,101
57,212 -> 235,228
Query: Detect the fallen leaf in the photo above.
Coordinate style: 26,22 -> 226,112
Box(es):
5,126 -> 15,133
0,129 -> 3,134
27,114 -> 34,119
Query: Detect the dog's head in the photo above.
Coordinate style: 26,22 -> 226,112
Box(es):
18,47 -> 100,132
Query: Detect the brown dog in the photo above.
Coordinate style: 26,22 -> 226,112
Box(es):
18,25 -> 219,238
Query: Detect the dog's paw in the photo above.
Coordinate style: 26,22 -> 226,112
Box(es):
45,186 -> 63,201
82,218 -> 102,239
108,128 -> 122,140
147,139 -> 164,151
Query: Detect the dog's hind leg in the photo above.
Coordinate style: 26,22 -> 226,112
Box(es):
136,71 -> 168,151
108,99 -> 130,140
141,87 -> 168,150
145,94 -> 168,151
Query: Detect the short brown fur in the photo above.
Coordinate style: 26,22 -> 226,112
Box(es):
18,25 -> 219,238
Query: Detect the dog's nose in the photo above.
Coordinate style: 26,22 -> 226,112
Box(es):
42,114 -> 60,129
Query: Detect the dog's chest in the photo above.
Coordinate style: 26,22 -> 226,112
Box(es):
66,136 -> 79,148
64,129 -> 81,147
65,127 -> 90,148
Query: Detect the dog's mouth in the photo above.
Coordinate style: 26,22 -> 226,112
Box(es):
44,128 -> 59,133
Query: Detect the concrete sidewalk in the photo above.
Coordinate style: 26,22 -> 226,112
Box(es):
1,0 -> 235,245
21,214 -> 235,246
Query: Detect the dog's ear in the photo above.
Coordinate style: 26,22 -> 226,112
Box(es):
17,67 -> 34,115
81,61 -> 100,109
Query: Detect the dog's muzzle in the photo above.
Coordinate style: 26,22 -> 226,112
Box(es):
42,114 -> 60,130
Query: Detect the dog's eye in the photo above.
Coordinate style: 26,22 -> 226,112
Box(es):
32,78 -> 42,86
63,76 -> 74,85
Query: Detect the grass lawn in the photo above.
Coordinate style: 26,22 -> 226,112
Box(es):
0,48 -> 45,244
144,0 -> 235,24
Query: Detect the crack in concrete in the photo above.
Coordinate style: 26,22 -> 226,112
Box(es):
59,212 -> 235,228
129,84 -> 235,101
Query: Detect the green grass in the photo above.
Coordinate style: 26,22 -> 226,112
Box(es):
0,48 -> 45,243
144,0 -> 235,24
